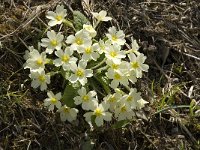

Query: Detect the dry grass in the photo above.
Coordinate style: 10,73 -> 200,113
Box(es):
0,0 -> 200,149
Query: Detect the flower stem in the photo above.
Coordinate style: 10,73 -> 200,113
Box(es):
90,57 -> 107,70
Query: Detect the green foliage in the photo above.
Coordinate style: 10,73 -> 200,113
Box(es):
81,140 -> 95,150
87,54 -> 105,69
112,120 -> 130,129
73,11 -> 90,31
94,74 -> 111,94
158,84 -> 182,110
63,19 -> 75,30
189,99 -> 200,117
62,83 -> 80,107
91,115 -> 97,128
88,77 -> 105,97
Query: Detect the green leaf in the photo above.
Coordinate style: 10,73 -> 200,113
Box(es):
60,68 -> 66,79
190,99 -> 197,116
94,74 -> 111,94
62,83 -> 80,107
87,54 -> 105,69
88,77 -> 105,97
112,120 -> 130,129
81,139 -> 95,150
73,11 -> 90,31
91,115 -> 97,127
63,19 -> 75,30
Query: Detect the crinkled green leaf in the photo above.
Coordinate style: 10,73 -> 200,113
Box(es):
112,120 -> 130,129
91,115 -> 97,127
88,74 -> 110,97
60,68 -> 66,79
88,77 -> 104,96
94,74 -> 111,94
73,11 -> 90,31
62,83 -> 80,107
63,19 -> 75,30
81,139 -> 95,150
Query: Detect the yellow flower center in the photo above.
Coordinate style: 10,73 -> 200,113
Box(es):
110,51 -> 117,57
76,69 -> 84,77
36,59 -> 43,66
75,38 -> 83,45
50,40 -> 58,47
112,64 -> 119,69
62,55 -> 69,62
50,98 -> 57,104
82,95 -> 89,102
127,96 -> 133,102
114,73 -> 121,80
85,26 -> 93,31
112,35 -> 117,41
38,75 -> 45,82
94,108 -> 103,116
85,47 -> 92,54
121,105 -> 127,112
108,96 -> 116,102
100,45 -> 105,50
131,62 -> 139,69
56,15 -> 62,21
63,107 -> 70,113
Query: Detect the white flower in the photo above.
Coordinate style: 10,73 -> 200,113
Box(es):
53,47 -> 77,71
106,26 -> 126,45
83,24 -> 97,37
130,37 -> 140,55
106,69 -> 129,89
73,87 -> 97,110
104,44 -> 125,64
106,60 -> 129,73
136,99 -> 149,109
77,43 -> 99,61
91,10 -> 112,22
114,103 -> 135,121
46,5 -> 67,27
121,88 -> 142,109
106,59 -> 120,71
84,101 -> 112,127
41,30 -> 64,54
103,92 -> 122,112
128,53 -> 149,78
94,39 -> 111,54
29,70 -> 50,91
58,105 -> 78,122
66,29 -> 91,51
24,49 -> 46,72
69,60 -> 93,85
44,91 -> 62,111
23,46 -> 35,60
106,60 -> 137,85
126,70 -> 137,84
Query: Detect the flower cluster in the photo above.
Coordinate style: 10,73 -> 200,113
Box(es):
24,5 -> 149,127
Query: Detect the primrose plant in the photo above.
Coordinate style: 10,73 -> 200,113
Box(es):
24,5 -> 149,127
